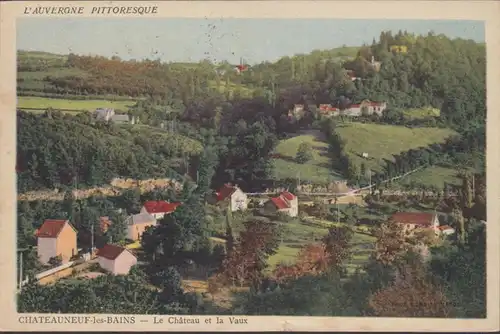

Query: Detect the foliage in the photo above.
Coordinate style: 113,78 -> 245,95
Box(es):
295,142 -> 313,164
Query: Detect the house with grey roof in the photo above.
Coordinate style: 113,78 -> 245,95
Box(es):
124,213 -> 157,241
111,114 -> 135,124
94,108 -> 115,121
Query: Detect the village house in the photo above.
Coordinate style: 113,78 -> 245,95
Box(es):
215,183 -> 248,212
140,200 -> 181,220
124,212 -> 157,241
287,104 -> 306,121
390,212 -> 440,235
344,100 -> 387,117
264,191 -> 299,217
96,244 -> 137,275
319,104 -> 339,117
36,219 -> 78,264
94,108 -> 136,124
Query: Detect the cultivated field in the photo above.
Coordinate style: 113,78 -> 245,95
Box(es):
335,122 -> 457,172
17,96 -> 136,113
271,131 -> 342,184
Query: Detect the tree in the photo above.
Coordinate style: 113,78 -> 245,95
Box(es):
295,142 -> 313,164
368,257 -> 453,317
374,219 -> 411,265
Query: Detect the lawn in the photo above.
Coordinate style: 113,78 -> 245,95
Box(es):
17,96 -> 136,112
271,133 -> 342,184
394,165 -> 462,189
335,122 -> 457,173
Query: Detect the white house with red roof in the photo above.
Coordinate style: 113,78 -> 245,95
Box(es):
140,200 -> 181,220
319,104 -> 340,117
264,191 -> 299,217
215,183 -> 248,212
36,219 -> 78,264
390,212 -> 440,234
97,244 -> 137,275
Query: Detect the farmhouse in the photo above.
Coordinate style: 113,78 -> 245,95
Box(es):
215,183 -> 248,212
96,244 -> 137,275
390,212 -> 440,234
124,212 -> 157,241
36,219 -> 78,264
264,191 -> 299,217
140,200 -> 181,220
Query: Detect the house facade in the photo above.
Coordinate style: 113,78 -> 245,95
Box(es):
390,212 -> 440,234
125,212 -> 157,241
264,191 -> 299,217
140,201 -> 181,220
36,219 -> 78,264
344,100 -> 387,117
97,244 -> 137,275
215,184 -> 248,212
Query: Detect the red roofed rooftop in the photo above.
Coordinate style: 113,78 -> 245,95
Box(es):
142,201 -> 181,214
391,212 -> 436,227
216,183 -> 238,201
270,196 -> 290,210
96,244 -> 128,260
36,219 -> 72,238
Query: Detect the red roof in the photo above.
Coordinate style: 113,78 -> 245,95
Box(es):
391,212 -> 436,227
96,244 -> 128,260
351,104 -> 361,108
281,191 -> 296,201
36,219 -> 72,238
270,196 -> 290,210
216,183 -> 237,201
142,201 -> 181,214
438,225 -> 453,231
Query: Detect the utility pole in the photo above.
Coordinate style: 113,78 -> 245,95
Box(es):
91,221 -> 94,255
19,250 -> 23,291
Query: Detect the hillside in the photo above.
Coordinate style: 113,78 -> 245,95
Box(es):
16,111 -> 202,193
335,123 -> 457,173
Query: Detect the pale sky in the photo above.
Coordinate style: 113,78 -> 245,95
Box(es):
17,18 -> 484,65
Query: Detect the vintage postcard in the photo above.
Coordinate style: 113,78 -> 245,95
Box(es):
0,0 -> 499,331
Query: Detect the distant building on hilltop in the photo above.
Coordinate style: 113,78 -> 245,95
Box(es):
390,212 -> 440,235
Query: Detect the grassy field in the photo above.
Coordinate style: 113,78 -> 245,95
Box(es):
271,132 -> 342,184
17,96 -> 136,112
402,107 -> 440,120
267,218 -> 375,273
335,122 -> 457,173
394,165 -> 462,189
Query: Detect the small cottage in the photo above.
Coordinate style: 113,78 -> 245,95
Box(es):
125,212 -> 157,241
96,244 -> 137,275
140,201 -> 181,220
36,219 -> 78,264
264,191 -> 299,217
215,183 -> 248,212
438,225 -> 455,236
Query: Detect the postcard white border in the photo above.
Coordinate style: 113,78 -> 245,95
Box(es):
0,1 -> 499,332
